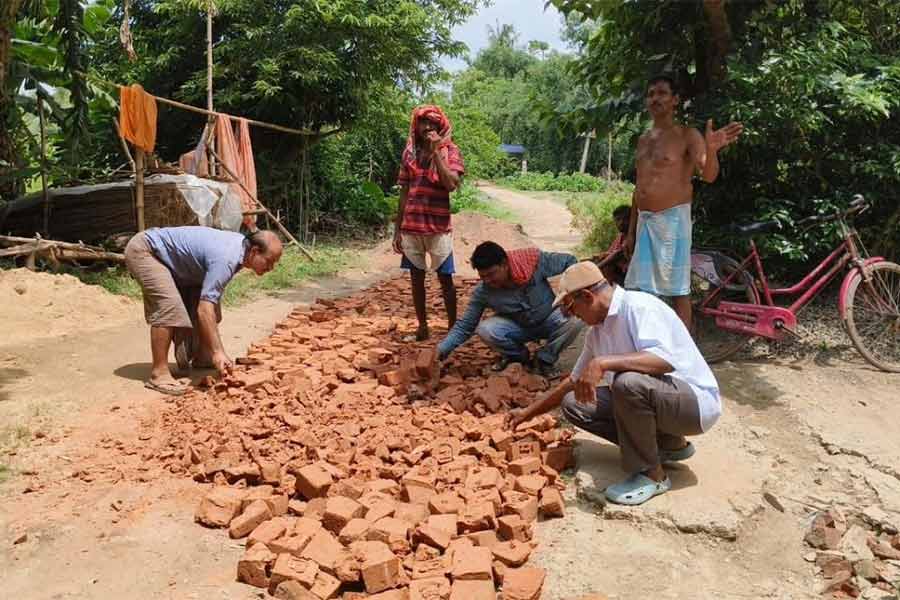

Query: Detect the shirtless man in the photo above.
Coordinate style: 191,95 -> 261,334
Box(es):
624,75 -> 743,330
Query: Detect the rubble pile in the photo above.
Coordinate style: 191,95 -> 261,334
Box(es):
804,508 -> 900,599
151,278 -> 576,599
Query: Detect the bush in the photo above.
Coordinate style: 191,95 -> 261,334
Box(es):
498,171 -> 615,193
564,181 -> 635,254
450,182 -> 514,221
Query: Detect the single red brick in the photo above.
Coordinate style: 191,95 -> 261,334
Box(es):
237,543 -> 276,588
497,515 -> 531,542
258,461 -> 282,484
415,348 -> 438,380
412,556 -> 449,580
296,464 -> 334,500
323,496 -> 365,533
451,545 -> 493,581
269,554 -> 319,591
457,502 -> 497,534
449,580 -> 495,600
426,514 -> 458,537
365,501 -> 398,524
514,475 -> 547,497
464,467 -> 502,490
466,529 -> 502,550
195,486 -> 248,528
273,580 -> 318,600
489,430 -> 513,453
490,541 -> 531,567
357,540 -> 401,593
367,517 -> 412,553
507,457 -> 541,477
539,487 -> 565,518
247,518 -> 288,548
333,549 -> 361,583
429,492 -> 464,515
305,498 -> 329,521
300,529 -> 344,571
507,440 -> 541,462
230,500 -> 274,539
542,445 -> 574,472
309,570 -> 342,599
459,487 -> 502,513
339,518 -> 371,545
395,502 -> 430,527
502,567 -> 545,600
269,532 -> 315,557
410,576 -> 451,600
414,524 -> 452,550
502,491 -> 538,523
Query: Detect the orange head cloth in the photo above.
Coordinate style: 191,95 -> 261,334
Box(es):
402,105 -> 454,184
119,84 -> 158,154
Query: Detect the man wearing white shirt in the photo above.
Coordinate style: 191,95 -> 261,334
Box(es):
508,261 -> 721,505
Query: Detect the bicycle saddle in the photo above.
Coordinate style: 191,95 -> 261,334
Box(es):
732,220 -> 781,236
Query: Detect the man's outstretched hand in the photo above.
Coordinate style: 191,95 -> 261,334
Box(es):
506,408 -> 527,430
212,351 -> 233,376
705,119 -> 744,154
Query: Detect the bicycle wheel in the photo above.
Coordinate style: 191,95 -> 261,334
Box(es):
690,252 -> 759,363
844,261 -> 900,372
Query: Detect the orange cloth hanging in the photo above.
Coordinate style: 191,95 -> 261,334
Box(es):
214,115 -> 258,226
119,84 -> 157,153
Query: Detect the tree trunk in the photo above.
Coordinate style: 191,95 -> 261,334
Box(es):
702,0 -> 732,86
0,0 -> 24,200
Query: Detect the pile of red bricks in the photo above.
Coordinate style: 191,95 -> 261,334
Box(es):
152,278 -> 576,599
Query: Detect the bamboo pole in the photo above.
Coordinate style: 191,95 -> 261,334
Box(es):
607,131 -> 613,179
113,119 -> 135,171
135,148 -> 145,231
37,95 -> 50,237
206,0 -> 217,176
207,147 -> 315,261
579,130 -> 593,174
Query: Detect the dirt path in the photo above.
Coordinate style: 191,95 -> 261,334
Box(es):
477,182 -> 582,253
3,192 -> 900,600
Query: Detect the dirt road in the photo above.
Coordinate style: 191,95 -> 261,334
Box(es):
2,190 -> 900,599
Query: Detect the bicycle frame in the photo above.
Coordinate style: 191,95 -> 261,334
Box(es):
698,221 -> 869,339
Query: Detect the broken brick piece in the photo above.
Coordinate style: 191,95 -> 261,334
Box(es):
395,502 -> 431,527
429,492 -> 464,515
410,576 -> 451,600
466,529 -> 501,550
309,570 -> 342,599
514,475 -> 547,497
270,554 -> 319,591
195,486 -> 247,528
296,463 -> 334,500
503,492 -> 539,523
490,541 -> 531,567
415,348 -> 438,380
300,529 -> 344,570
339,518 -> 371,545
323,496 -> 366,533
451,545 -> 493,581
247,518 -> 288,548
489,430 -> 513,453
230,500 -> 274,539
427,514 -> 458,536
357,540 -> 401,594
465,467 -> 502,490
508,440 -> 541,462
270,532 -> 314,557
237,543 -> 276,588
413,556 -> 449,580
539,487 -> 565,518
414,524 -> 452,550
274,580 -> 318,600
368,517 -> 412,553
542,445 -> 574,472
449,580 -> 495,600
457,502 -> 496,534
502,567 -> 545,600
507,458 -> 541,477
497,515 -> 531,542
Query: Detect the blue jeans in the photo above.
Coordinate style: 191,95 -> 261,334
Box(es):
475,308 -> 584,366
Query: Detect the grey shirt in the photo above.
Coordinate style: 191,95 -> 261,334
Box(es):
144,226 -> 245,305
438,250 -> 578,356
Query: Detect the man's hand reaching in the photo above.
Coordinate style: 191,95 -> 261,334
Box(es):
212,351 -> 233,376
507,408 -> 527,430
705,119 -> 743,154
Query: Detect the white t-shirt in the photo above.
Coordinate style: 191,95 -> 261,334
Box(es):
571,286 -> 722,431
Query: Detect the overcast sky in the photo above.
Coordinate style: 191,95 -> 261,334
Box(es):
442,0 -> 567,72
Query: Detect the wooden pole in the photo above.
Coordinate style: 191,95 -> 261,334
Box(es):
135,148 -> 145,231
206,0 -> 217,176
37,95 -> 50,237
607,131 -> 613,179
579,130 -> 593,174
207,147 -> 315,261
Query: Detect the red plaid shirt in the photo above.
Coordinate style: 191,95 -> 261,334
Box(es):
397,144 -> 465,235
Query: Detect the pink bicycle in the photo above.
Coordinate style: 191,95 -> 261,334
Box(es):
690,194 -> 900,371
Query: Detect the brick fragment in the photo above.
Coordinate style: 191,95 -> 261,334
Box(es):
508,440 -> 541,462
415,348 -> 438,380
426,514 -> 458,536
466,529 -> 501,549
195,486 -> 248,528
357,540 -> 401,593
300,529 -> 344,570
237,543 -> 276,588
497,515 -> 531,542
247,518 -> 288,548
429,492 -> 464,515
269,554 -> 319,591
449,580 -> 495,600
368,517 -> 412,553
333,549 -> 361,583
491,541 -> 531,567
465,467 -> 502,490
514,475 -> 547,497
323,496 -> 365,533
230,500 -> 274,539
413,556 -> 449,580
410,576 -> 451,600
457,502 -> 496,534
451,546 -> 493,581
489,430 -> 512,453
414,524 -> 452,550
542,445 -> 574,472
339,518 -> 371,545
270,532 -> 314,557
501,567 -> 545,600
502,491 -> 538,523
309,570 -> 342,599
539,487 -> 565,518
508,457 -> 541,477
395,502 -> 431,527
274,580 -> 319,600
296,463 -> 334,500
305,498 -> 329,521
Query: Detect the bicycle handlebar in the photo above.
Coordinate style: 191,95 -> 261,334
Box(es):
796,194 -> 869,227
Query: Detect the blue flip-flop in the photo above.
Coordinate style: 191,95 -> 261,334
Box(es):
659,442 -> 695,464
605,473 -> 672,505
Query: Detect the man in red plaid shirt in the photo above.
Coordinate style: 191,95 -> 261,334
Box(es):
393,105 -> 465,341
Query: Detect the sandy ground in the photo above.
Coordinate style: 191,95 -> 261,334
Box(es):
2,187 -> 900,599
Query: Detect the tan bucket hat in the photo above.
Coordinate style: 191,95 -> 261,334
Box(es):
552,261 -> 608,308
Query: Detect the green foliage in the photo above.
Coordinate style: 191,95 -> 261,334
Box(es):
564,182 -> 634,254
499,171 -> 615,193
555,0 -> 900,269
450,182 -> 514,221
